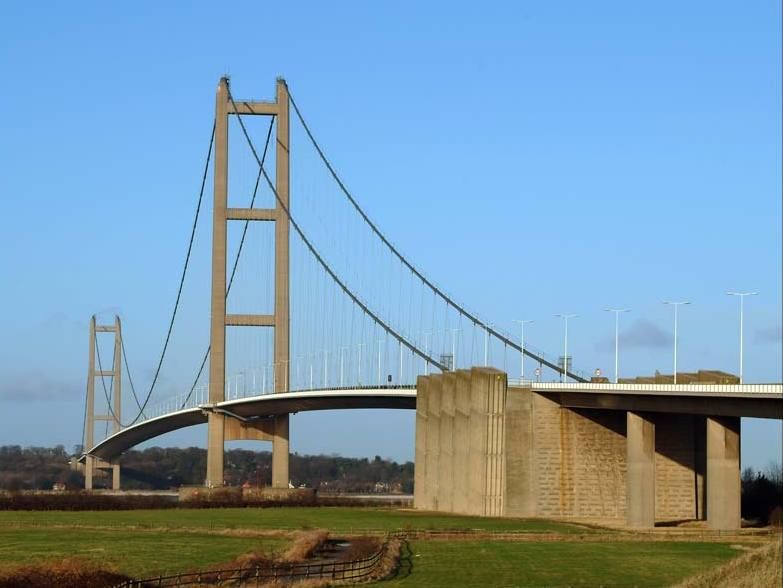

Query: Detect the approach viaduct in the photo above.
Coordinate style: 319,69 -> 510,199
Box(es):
86,375 -> 782,530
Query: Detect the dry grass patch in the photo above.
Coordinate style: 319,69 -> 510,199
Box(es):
0,558 -> 130,588
280,529 -> 330,562
673,535 -> 782,588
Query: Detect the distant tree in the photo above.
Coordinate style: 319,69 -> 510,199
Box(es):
0,445 -> 415,494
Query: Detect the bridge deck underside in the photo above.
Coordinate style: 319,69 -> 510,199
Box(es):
87,389 -> 416,460
523,390 -> 783,420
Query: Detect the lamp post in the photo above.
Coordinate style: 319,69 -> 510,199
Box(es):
513,320 -> 534,380
664,301 -> 690,384
727,291 -> 757,384
604,309 -> 629,384
555,314 -> 577,383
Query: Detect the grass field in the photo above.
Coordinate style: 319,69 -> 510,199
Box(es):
386,540 -> 745,587
0,507 -> 756,585
0,506 -> 588,534
0,526 -> 286,577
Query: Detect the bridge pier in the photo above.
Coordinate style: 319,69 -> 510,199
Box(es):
626,411 -> 655,527
206,413 -> 225,487
272,415 -> 290,488
706,416 -> 741,530
416,372 -> 752,530
84,455 -> 94,490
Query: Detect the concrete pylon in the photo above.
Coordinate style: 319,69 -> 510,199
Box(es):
706,416 -> 741,530
626,411 -> 655,527
206,77 -> 291,489
84,315 -> 123,490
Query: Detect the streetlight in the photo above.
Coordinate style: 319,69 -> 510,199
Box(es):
727,291 -> 758,384
604,309 -> 630,384
664,301 -> 690,384
555,314 -> 578,383
513,320 -> 534,380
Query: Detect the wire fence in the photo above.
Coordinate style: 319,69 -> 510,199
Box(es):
113,538 -> 389,587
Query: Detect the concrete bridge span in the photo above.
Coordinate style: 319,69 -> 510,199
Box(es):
86,388 -> 416,461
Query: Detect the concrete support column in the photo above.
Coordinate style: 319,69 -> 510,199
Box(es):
206,77 -> 229,488
206,413 -> 225,487
626,411 -> 655,527
85,455 -> 94,490
706,416 -> 741,530
272,79 -> 291,489
504,385 -> 535,517
271,415 -> 289,488
112,464 -> 121,490
85,317 -> 96,490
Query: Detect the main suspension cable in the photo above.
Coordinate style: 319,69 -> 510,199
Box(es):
120,337 -> 144,413
228,88 -> 447,372
288,90 -> 585,381
116,120 -> 216,427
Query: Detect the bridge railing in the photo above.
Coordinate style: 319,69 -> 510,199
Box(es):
532,382 -> 783,395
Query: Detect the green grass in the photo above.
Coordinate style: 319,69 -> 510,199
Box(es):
0,526 -> 285,577
0,507 -> 748,585
383,540 -> 745,587
0,506 -> 589,534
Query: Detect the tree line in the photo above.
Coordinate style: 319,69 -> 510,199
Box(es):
0,445 -> 414,494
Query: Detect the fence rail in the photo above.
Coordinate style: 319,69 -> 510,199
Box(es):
114,539 -> 388,587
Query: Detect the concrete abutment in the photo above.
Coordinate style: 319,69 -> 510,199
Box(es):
414,369 -> 741,529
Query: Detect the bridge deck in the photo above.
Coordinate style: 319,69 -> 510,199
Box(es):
526,382 -> 783,420
85,383 -> 781,461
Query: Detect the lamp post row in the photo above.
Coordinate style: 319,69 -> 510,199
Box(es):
516,291 -> 758,384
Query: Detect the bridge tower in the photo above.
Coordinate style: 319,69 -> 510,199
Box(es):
84,315 -> 122,490
206,77 -> 290,488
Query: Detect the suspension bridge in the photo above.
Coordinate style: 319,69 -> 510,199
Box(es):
82,76 -> 586,487
80,77 -> 782,529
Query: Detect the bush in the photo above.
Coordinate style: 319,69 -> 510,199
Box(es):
741,465 -> 783,525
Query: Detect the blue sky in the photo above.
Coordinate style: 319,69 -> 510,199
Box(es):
0,1 -> 780,469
